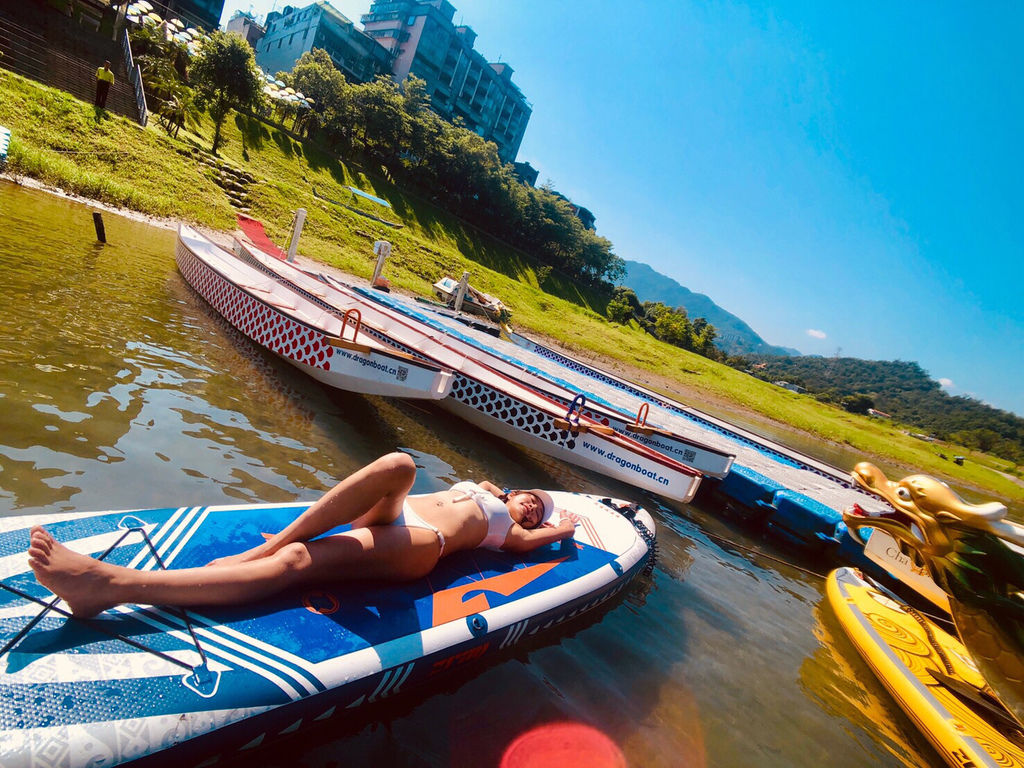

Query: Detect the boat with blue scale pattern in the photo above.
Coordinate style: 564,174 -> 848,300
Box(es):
0,492 -> 656,767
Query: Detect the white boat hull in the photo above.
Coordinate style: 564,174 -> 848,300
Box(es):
233,240 -> 702,502
176,228 -> 452,400
377,299 -> 734,478
441,376 -> 699,502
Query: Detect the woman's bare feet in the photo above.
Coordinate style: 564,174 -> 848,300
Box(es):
27,526 -> 120,618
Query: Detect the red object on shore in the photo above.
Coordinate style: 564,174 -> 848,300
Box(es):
236,214 -> 287,260
499,722 -> 627,768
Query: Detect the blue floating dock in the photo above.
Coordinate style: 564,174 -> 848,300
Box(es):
717,464 -> 787,511
766,489 -> 842,549
716,466 -> 848,553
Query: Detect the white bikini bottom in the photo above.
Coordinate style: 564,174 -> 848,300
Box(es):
394,503 -> 446,556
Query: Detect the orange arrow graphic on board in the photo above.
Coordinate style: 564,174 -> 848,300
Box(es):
432,558 -> 568,626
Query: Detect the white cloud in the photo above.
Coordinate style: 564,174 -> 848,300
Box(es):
939,378 -> 954,388
806,329 -> 827,339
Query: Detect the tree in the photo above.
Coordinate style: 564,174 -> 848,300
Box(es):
131,23 -> 192,118
156,81 -> 202,138
350,75 -> 409,163
612,286 -> 643,317
654,309 -> 692,348
840,394 -> 875,414
190,31 -> 263,153
606,296 -> 633,324
691,317 -> 718,357
289,49 -> 350,142
607,286 -> 641,324
400,76 -> 438,165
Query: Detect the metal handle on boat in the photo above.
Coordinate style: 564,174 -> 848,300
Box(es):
555,395 -> 616,435
552,418 -> 616,436
340,308 -> 362,342
565,394 -> 587,426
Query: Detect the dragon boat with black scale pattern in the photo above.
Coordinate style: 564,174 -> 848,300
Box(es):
0,492 -> 656,767
505,329 -> 862,487
174,226 -> 453,401
343,284 -> 734,479
231,237 -> 703,503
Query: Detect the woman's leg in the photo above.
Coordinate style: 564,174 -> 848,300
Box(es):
28,522 -> 441,618
211,452 -> 417,566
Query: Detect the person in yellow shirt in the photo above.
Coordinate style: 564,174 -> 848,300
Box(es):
95,60 -> 114,109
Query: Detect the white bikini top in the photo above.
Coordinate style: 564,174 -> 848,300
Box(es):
451,481 -> 514,550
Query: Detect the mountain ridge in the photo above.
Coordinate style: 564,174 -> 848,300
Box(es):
622,260 -> 801,357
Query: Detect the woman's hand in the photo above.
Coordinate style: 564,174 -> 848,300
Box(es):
539,517 -> 576,541
552,517 -> 575,539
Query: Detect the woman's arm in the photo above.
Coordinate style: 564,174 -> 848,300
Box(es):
500,517 -> 576,553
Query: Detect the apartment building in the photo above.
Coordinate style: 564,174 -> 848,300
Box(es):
225,10 -> 266,49
361,0 -> 531,162
254,2 -> 392,84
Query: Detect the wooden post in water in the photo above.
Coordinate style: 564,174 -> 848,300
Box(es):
92,212 -> 106,243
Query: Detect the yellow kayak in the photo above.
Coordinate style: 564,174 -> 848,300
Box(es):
827,567 -> 1024,768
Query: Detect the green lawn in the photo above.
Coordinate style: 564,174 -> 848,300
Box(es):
2,69 -> 1019,508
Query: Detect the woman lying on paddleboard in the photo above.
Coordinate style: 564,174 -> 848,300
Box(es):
26,453 -> 577,618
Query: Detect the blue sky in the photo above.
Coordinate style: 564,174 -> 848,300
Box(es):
221,1 -> 1023,416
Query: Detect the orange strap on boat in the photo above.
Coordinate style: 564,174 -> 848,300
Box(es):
329,308 -> 372,353
626,402 -> 668,436
635,403 -> 649,427
340,308 -> 362,342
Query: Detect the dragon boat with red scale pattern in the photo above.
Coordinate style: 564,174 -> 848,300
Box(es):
174,226 -> 453,401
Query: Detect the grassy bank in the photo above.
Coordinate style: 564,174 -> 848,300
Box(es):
2,69 -> 1020,508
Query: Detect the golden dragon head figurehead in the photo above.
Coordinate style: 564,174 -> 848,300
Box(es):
846,462 -> 1014,559
844,462 -> 1024,729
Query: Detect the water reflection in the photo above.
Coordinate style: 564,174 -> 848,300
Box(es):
803,603 -> 928,767
0,181 -> 939,766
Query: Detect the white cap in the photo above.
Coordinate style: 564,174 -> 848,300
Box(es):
525,489 -> 556,524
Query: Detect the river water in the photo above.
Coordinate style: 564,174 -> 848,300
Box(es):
0,181 -> 939,767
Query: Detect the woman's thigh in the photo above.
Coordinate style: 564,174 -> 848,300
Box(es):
346,453 -> 417,529
304,525 -> 441,583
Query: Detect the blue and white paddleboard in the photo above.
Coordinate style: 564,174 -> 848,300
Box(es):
0,492 -> 655,768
